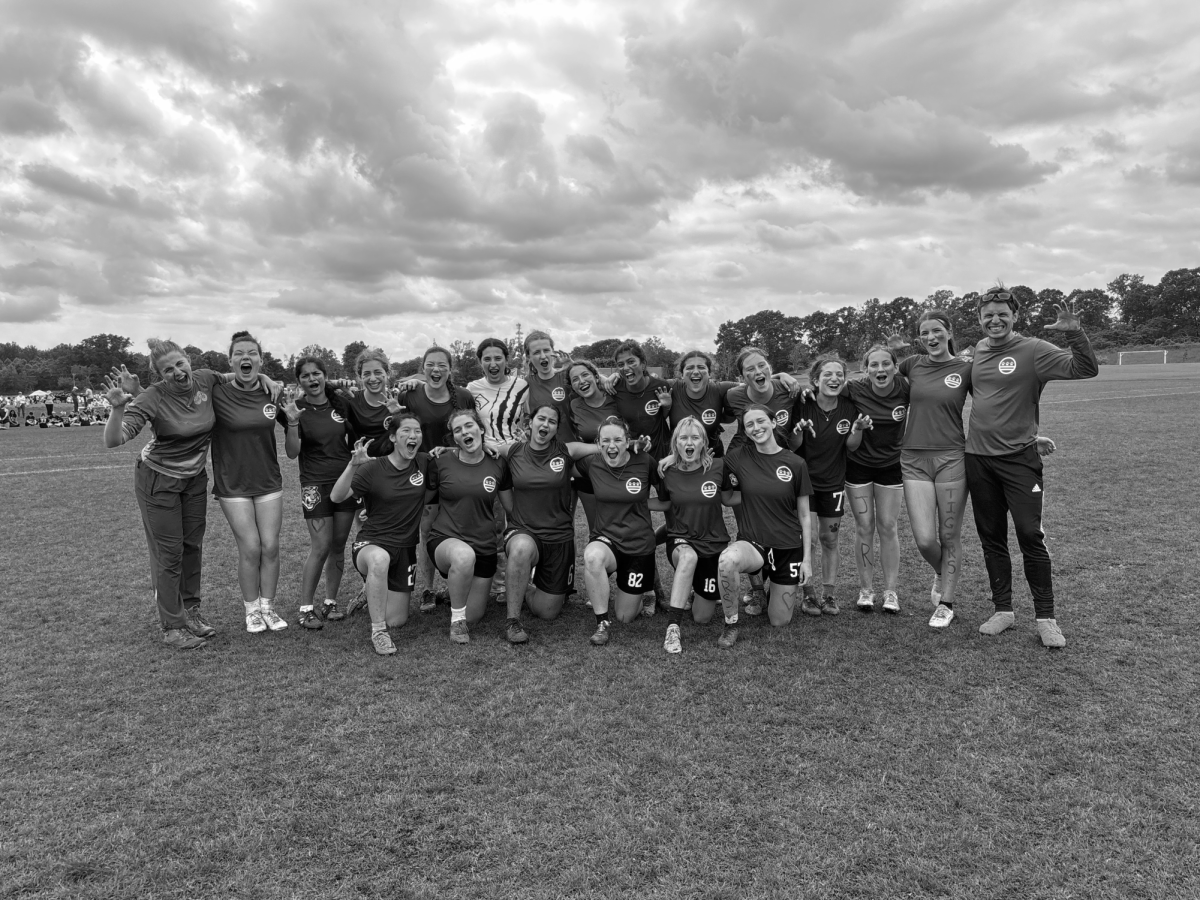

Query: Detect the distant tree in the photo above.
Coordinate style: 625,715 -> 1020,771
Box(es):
297,344 -> 343,379
716,310 -> 803,373
195,350 -> 229,372
642,336 -> 679,372
1158,268 -> 1200,336
261,351 -> 287,381
448,340 -> 483,383
392,357 -> 421,379
342,341 -> 368,374
1108,273 -> 1161,328
569,338 -> 623,361
789,341 -> 816,374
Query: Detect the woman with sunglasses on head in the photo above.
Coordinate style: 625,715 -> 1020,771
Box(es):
332,413 -> 434,655
715,404 -> 813,648
575,415 -> 660,646
789,355 -> 869,618
282,355 -> 358,627
496,403 -> 605,643
210,331 -> 291,634
652,417 -> 737,654
843,344 -> 910,615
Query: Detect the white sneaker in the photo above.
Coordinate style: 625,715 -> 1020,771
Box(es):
882,590 -> 900,614
346,585 -> 368,617
663,624 -> 682,654
856,590 -> 875,612
929,604 -> 955,629
1036,618 -> 1066,648
259,600 -> 288,631
931,574 -> 943,608
371,630 -> 396,655
979,611 -> 1016,636
245,609 -> 267,634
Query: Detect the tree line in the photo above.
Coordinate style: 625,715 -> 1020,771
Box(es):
2,267 -> 1195,392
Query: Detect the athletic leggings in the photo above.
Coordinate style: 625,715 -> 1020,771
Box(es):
965,446 -> 1054,618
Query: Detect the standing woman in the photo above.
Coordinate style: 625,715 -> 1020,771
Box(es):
499,404 -> 603,642
892,311 -> 973,629
566,359 -> 619,531
715,405 -> 813,647
845,345 -> 910,614
790,355 -> 868,617
282,356 -> 358,627
651,417 -> 736,654
575,417 -> 661,646
611,341 -> 671,459
345,347 -> 398,456
331,414 -> 433,655
524,330 -> 576,442
426,409 -> 511,644
210,331 -> 288,634
102,341 -> 225,649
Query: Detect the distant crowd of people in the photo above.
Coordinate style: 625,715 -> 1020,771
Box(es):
1,388 -> 112,428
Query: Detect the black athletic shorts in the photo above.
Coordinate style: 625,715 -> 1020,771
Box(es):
845,458 -> 903,488
300,482 -> 358,520
745,541 -> 806,586
665,537 -> 724,600
427,533 -> 498,580
504,528 -> 576,595
594,536 -> 655,596
810,488 -> 847,518
352,542 -> 417,593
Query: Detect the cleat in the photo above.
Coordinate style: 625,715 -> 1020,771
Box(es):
856,590 -> 876,612
298,609 -> 324,630
931,574 -> 943,608
590,619 -> 611,646
163,628 -> 206,649
259,601 -> 288,631
322,600 -> 344,621
717,624 -> 739,650
821,595 -> 840,616
346,585 -> 368,617
1036,618 -> 1066,649
419,590 -> 437,613
929,604 -> 955,629
663,623 -> 682,654
491,592 -> 505,605
743,588 -> 767,617
882,590 -> 900,614
449,620 -> 470,644
506,620 -> 529,644
641,593 -> 656,618
371,630 -> 396,655
183,606 -> 216,638
979,611 -> 1016,636
800,593 -> 823,617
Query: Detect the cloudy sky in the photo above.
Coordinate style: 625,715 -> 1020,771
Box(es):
2,0 -> 1198,361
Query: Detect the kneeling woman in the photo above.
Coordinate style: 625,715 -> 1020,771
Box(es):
651,417 -> 736,654
575,417 -> 660,646
331,414 -> 433,655
716,405 -> 813,647
426,409 -> 511,644
499,404 -> 603,643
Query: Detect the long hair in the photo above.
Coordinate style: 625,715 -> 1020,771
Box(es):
422,345 -> 461,413
861,344 -> 898,372
808,354 -> 847,385
735,346 -> 771,376
294,355 -> 348,416
670,415 -> 710,458
146,338 -> 185,379
354,347 -> 391,383
565,359 -> 601,397
677,349 -> 713,375
917,309 -> 957,356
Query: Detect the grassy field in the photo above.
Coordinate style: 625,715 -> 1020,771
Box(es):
3,364 -> 1199,899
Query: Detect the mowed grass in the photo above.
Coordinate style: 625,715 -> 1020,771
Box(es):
2,364 -> 1198,900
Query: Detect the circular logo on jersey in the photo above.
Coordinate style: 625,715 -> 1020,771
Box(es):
551,387 -> 566,402
549,456 -> 566,473
775,466 -> 793,482
729,473 -> 739,487
645,400 -> 660,416
774,410 -> 790,428
892,406 -> 907,421
998,357 -> 1017,375
836,419 -> 851,435
409,471 -> 425,487
194,391 -> 208,404
944,374 -> 962,389
700,480 -> 718,498
625,477 -> 643,494
301,485 -> 321,511
701,408 -> 717,425
263,404 -> 277,419
482,476 -> 497,493
330,410 -> 345,423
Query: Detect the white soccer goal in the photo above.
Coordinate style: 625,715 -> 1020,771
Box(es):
1118,350 -> 1168,365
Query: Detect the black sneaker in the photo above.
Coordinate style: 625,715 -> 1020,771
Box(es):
419,590 -> 437,613
163,628 -> 207,650
298,609 -> 324,630
506,620 -> 529,644
183,606 -> 216,638
322,600 -> 344,621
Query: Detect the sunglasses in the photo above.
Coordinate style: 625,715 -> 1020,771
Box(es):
983,291 -> 1013,301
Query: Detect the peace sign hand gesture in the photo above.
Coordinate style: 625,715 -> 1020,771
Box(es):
1045,302 -> 1082,333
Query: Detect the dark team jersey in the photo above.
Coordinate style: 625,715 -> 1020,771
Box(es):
722,446 -> 811,549
526,370 -> 576,442
345,392 -> 394,457
724,382 -> 792,452
575,451 -> 660,555
121,369 -> 221,478
402,385 -> 476,452
350,453 -> 431,547
427,452 -> 511,553
791,395 -> 859,490
295,396 -> 354,483
569,395 -> 620,443
668,381 -> 734,456
898,355 -> 972,451
506,439 -> 576,541
659,461 -> 731,556
847,378 -> 909,468
210,381 -> 283,498
613,375 -> 670,457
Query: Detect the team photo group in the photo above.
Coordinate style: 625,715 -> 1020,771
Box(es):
103,285 -> 1098,656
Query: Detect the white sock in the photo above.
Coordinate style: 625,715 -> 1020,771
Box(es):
299,604 -> 313,613
371,621 -> 387,635
243,599 -> 260,616
725,612 -> 739,626
324,598 -> 337,605
450,605 -> 467,623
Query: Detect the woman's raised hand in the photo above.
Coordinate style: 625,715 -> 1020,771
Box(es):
852,414 -> 873,432
349,437 -> 372,465
793,418 -> 816,440
109,365 -> 140,395
282,388 -> 303,424
654,385 -> 672,411
103,375 -> 133,408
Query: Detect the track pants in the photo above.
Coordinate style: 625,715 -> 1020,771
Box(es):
965,446 -> 1055,618
134,461 -> 208,630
